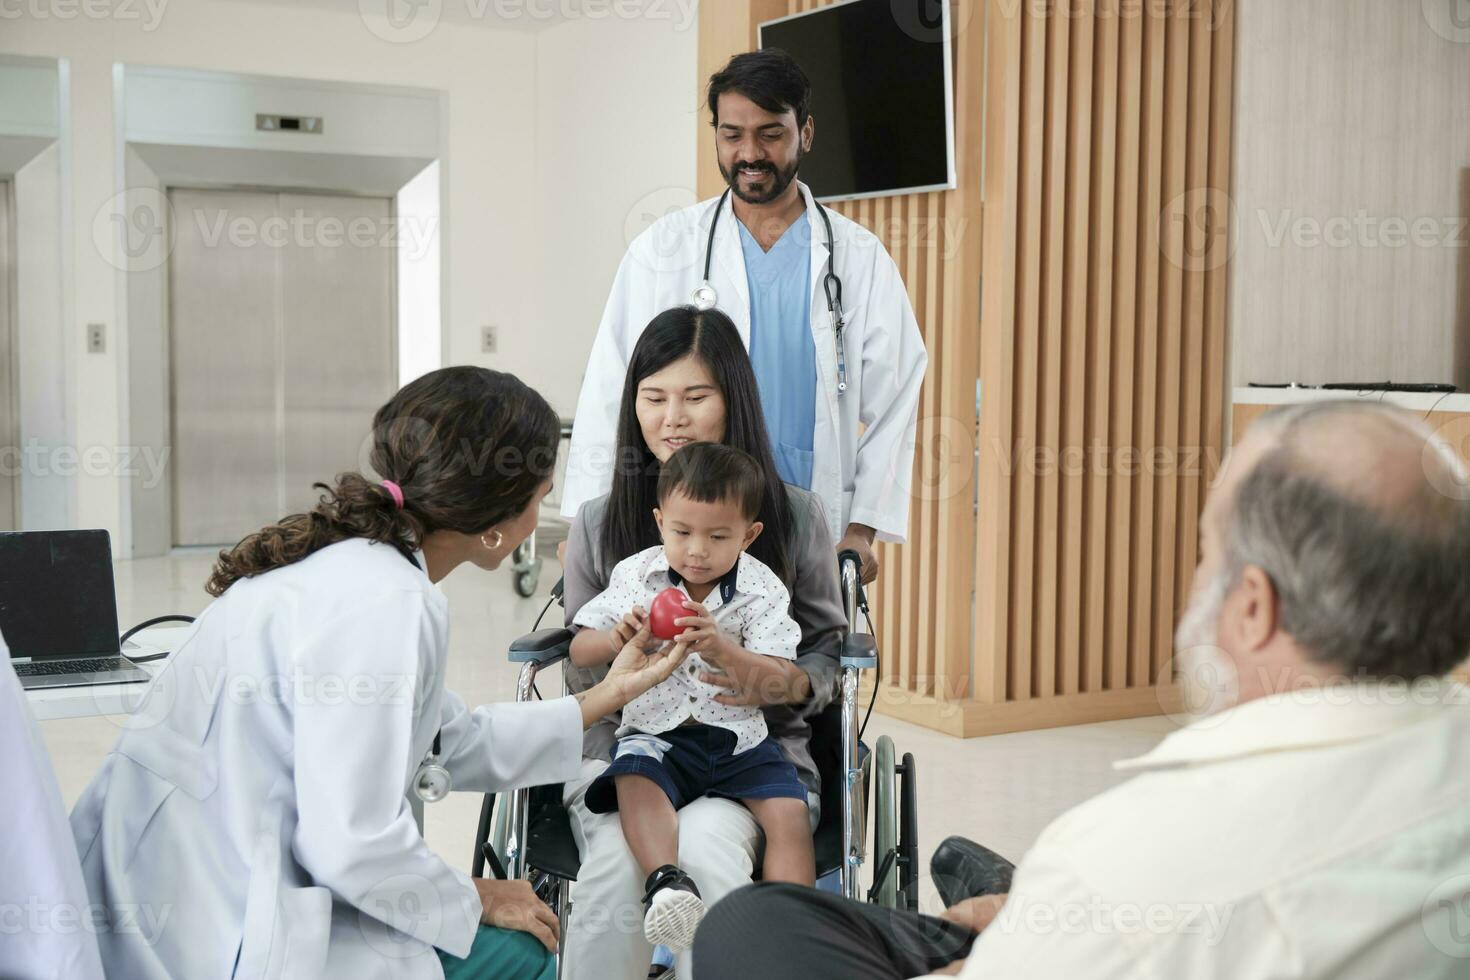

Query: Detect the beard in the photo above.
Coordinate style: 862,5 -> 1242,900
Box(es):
719,149 -> 803,205
1172,567 -> 1241,719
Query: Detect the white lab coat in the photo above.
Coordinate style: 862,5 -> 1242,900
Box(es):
563,181 -> 928,544
68,538 -> 583,980
0,638 -> 106,980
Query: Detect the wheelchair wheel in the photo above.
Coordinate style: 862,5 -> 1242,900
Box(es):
899,752 -> 919,912
513,564 -> 540,598
872,736 -> 900,908
510,535 -> 541,597
490,791 -> 512,872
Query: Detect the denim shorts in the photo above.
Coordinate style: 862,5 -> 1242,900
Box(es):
585,725 -> 808,814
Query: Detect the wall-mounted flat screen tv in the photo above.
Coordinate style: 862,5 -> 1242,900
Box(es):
758,0 -> 957,202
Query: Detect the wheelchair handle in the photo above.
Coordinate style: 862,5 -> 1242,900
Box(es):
838,550 -> 865,635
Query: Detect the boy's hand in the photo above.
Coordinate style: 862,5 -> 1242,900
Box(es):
611,606 -> 648,651
675,600 -> 732,662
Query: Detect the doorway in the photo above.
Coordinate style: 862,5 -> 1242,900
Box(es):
0,181 -> 14,532
168,188 -> 396,546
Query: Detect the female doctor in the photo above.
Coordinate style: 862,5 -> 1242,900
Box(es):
69,367 -> 689,980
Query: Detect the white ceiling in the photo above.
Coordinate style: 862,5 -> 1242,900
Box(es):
222,0 -> 605,33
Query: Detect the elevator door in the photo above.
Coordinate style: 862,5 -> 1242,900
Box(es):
170,189 -> 395,547
0,182 -> 14,531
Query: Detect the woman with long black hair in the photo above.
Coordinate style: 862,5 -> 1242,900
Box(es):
558,307 -> 847,980
69,367 -> 690,980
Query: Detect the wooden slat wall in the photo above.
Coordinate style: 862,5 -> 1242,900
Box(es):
699,0 -> 1235,736
707,0 -> 988,715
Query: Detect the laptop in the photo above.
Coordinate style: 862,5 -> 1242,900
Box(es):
0,529 -> 152,690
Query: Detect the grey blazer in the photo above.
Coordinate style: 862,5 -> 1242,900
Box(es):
562,485 -> 845,799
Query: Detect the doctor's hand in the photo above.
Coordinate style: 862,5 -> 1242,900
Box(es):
582,627 -> 690,721
837,524 -> 879,585
606,627 -> 690,697
474,878 -> 560,952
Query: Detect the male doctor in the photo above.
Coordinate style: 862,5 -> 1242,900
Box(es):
563,48 -> 928,582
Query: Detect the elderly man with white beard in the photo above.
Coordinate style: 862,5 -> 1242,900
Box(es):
693,399 -> 1470,980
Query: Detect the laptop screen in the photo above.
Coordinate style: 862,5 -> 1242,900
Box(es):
0,530 -> 121,660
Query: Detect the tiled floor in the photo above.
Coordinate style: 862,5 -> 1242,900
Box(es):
39,549 -> 1179,917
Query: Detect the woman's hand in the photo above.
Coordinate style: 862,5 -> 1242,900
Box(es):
598,626 -> 691,707
676,601 -> 812,707
940,893 -> 1008,933
576,625 -> 690,727
698,647 -> 812,708
473,878 -> 560,952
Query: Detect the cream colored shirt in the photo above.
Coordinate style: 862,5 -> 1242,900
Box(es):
929,678 -> 1470,979
572,546 -> 800,754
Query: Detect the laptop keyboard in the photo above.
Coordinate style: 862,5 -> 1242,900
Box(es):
14,657 -> 134,677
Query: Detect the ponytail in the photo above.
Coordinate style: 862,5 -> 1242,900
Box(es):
205,474 -> 421,597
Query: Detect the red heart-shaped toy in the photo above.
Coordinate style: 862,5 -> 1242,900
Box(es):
648,587 -> 690,641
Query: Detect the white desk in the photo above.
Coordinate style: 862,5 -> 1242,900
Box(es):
1232,385 -> 1470,415
24,626 -> 194,722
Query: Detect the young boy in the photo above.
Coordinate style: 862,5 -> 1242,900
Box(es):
569,442 -> 815,953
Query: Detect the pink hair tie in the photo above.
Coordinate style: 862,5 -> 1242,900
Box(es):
380,480 -> 405,510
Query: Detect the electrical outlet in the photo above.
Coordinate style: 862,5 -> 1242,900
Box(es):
87,323 -> 106,354
481,325 -> 498,354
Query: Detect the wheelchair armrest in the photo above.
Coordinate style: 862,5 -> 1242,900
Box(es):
508,628 -> 574,666
840,633 -> 877,670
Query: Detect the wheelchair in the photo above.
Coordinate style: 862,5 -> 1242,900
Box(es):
509,418 -> 576,597
470,551 -> 920,975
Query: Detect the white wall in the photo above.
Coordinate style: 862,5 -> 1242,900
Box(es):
532,11 -> 699,416
1,57 -> 71,531
2,0 -> 697,549
1230,0 -> 1470,390
13,144 -> 71,530
119,145 -> 167,552
398,160 -> 443,387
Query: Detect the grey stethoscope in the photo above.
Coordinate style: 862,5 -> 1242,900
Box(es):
693,187 -> 850,395
398,547 -> 452,804
415,730 -> 451,803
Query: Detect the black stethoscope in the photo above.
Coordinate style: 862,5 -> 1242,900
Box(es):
693,187 -> 849,395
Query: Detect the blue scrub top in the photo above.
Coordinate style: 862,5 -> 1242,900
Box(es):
739,218 -> 817,490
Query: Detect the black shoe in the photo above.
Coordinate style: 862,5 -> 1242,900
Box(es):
930,836 -> 1016,907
